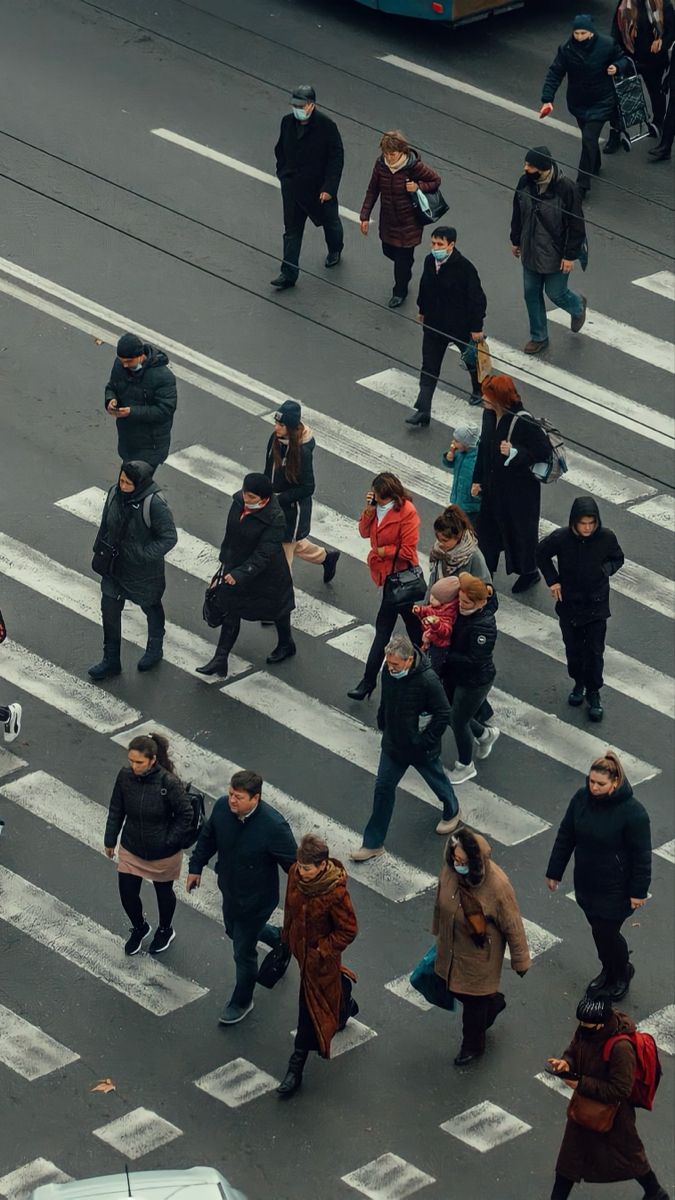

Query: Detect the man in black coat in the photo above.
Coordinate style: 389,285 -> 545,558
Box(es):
197,473 -> 295,677
271,85 -> 344,290
407,226 -> 487,426
350,635 -> 459,861
537,495 -> 624,723
510,146 -> 587,355
105,332 -> 178,467
187,769 -> 297,1024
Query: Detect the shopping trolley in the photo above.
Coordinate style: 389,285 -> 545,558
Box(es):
612,60 -> 660,150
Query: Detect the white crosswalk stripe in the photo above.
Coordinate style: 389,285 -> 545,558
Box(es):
0,1160 -> 72,1200
195,1058 -> 280,1107
548,308 -> 674,374
0,1002 -> 79,1080
633,270 -> 675,301
93,1107 -> 182,1158
0,746 -> 27,779
0,640 -> 140,733
628,494 -> 675,532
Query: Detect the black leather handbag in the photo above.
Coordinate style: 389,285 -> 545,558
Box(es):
202,566 -> 227,628
91,535 -> 120,577
257,940 -> 292,989
410,186 -> 450,226
383,564 -> 427,609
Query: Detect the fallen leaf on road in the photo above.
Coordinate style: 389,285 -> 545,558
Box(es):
94,339 -> 105,346
90,1078 -> 116,1093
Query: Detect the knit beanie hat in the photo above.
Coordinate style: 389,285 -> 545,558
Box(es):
453,423 -> 480,449
242,472 -> 274,498
274,400 -> 302,429
572,13 -> 595,31
525,146 -> 553,171
430,576 -> 461,604
116,332 -> 145,358
576,995 -> 612,1024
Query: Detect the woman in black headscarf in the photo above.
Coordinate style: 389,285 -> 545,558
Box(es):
89,460 -> 177,680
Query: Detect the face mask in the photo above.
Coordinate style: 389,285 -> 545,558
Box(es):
454,862 -> 470,875
389,667 -> 409,679
431,248 -> 450,261
130,362 -> 143,372
245,501 -> 264,510
292,106 -> 310,121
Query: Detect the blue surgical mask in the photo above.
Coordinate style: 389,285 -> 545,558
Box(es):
454,862 -> 470,875
245,501 -> 264,510
130,362 -> 143,372
389,667 -> 409,679
292,106 -> 310,121
431,248 -> 450,262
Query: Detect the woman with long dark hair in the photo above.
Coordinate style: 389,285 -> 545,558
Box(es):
428,504 -> 493,589
347,472 -> 421,701
104,732 -> 193,956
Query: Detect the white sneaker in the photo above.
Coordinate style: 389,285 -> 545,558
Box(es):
448,761 -> 477,785
474,727 -> 500,760
3,703 -> 22,743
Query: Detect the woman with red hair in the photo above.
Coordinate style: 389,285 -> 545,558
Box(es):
471,375 -> 550,594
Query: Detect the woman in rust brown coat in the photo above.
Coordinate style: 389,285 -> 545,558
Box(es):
360,130 -> 442,308
433,827 -> 531,1066
277,834 -> 358,1098
548,995 -> 668,1199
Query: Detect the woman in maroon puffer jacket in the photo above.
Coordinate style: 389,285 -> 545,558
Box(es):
360,130 -> 442,308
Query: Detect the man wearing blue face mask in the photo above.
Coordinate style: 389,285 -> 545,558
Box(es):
271,85 -> 345,290
104,332 -> 178,468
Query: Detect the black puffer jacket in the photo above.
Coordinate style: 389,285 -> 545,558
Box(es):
104,764 -> 193,860
510,161 -> 586,274
96,462 -> 178,606
377,650 -> 451,765
443,607 -> 497,689
417,249 -> 487,341
541,32 -> 627,122
264,429 -> 316,543
104,344 -> 177,467
537,496 -> 624,625
215,492 -> 295,622
546,778 -> 652,921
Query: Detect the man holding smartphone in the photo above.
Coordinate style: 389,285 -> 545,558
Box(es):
104,332 -> 178,468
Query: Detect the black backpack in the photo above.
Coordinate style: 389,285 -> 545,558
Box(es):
161,773 -> 206,849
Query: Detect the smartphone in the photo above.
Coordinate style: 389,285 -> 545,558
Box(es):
369,496 -> 377,506
545,1063 -> 579,1081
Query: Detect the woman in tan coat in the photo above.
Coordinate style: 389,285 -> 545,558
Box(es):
433,827 -> 531,1065
277,834 -> 358,1098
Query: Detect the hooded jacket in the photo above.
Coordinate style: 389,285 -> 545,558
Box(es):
96,462 -> 178,607
541,31 -> 628,122
215,491 -> 295,622
359,150 -> 442,248
104,345 -> 177,467
510,160 -> 587,274
104,763 -> 194,861
263,427 -> 316,542
377,649 -> 451,764
546,777 -> 652,920
537,496 -> 624,625
417,249 -> 487,341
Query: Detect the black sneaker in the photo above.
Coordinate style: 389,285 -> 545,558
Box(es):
149,926 -> 175,954
219,999 -> 255,1025
568,684 -> 585,707
323,550 -> 340,583
124,920 -> 151,956
587,691 -> 604,722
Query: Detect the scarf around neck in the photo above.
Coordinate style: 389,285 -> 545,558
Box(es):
456,871 -> 488,947
431,527 -> 478,574
295,859 -> 345,896
617,0 -> 663,51
385,152 -> 408,173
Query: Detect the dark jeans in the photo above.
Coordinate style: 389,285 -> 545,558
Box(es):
363,597 -> 421,690
363,749 -> 458,848
118,873 -> 177,930
575,117 -> 605,189
584,911 -> 630,981
223,910 -> 281,1006
559,616 -> 606,692
448,682 -> 493,765
102,593 -> 165,644
280,196 -> 344,283
551,1169 -> 662,1199
216,613 -> 292,657
453,990 -> 505,1053
0,705 -> 9,723
417,327 -> 480,412
382,242 -> 415,297
522,266 -> 584,343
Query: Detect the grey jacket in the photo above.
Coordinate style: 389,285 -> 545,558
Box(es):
510,162 -> 586,273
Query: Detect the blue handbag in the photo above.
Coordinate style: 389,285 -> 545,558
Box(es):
409,946 -> 456,1011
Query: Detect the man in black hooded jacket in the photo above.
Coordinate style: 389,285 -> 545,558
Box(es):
537,496 -> 624,722
105,332 -> 178,468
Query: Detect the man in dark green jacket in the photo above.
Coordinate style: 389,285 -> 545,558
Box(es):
105,332 -> 177,467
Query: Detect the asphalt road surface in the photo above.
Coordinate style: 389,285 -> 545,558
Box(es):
0,2 -> 673,1198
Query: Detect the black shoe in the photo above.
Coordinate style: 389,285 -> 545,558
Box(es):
511,571 -> 540,595
587,690 -> 604,722
388,294 -> 406,309
604,962 -> 635,1002
325,250 -> 342,268
196,654 -> 229,676
88,643 -> 122,681
266,641 -> 297,665
277,1049 -> 307,1098
454,1045 -> 484,1067
571,295 -> 587,333
270,275 -> 295,290
219,999 -> 254,1025
648,143 -> 672,161
148,926 -> 175,954
347,679 -> 375,701
125,920 -> 151,956
405,410 -> 430,427
468,390 -> 483,406
587,967 -> 609,995
137,637 -> 164,672
322,550 -> 340,583
603,130 -> 621,155
568,683 -> 585,707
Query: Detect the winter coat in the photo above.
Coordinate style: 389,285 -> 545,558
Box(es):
417,250 -> 487,342
443,606 -> 497,689
104,345 -> 177,467
358,499 -> 420,588
188,797 -> 297,922
537,496 -> 625,626
555,1011 -> 649,1183
377,649 -> 451,765
282,860 -> 358,1058
428,543 -> 492,587
510,162 -> 587,274
216,492 -> 295,622
541,33 -> 628,122
444,446 -> 480,514
96,470 -> 178,607
263,428 -> 315,543
275,109 -> 344,224
473,404 -> 550,576
433,833 -> 531,995
546,778 -> 652,921
415,600 -> 458,649
104,764 -> 193,861
359,151 -> 442,248
612,1 -> 675,68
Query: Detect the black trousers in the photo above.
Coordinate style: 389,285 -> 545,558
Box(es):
551,1169 -> 662,1199
0,705 -> 9,723
215,613 -> 293,657
382,242 -> 415,297
583,910 -> 630,981
363,596 -> 421,689
280,196 -> 344,283
101,593 -> 165,645
637,57 -> 669,127
558,616 -> 606,692
575,117 -> 605,189
118,873 -> 177,930
417,327 -> 480,412
452,991 -> 505,1053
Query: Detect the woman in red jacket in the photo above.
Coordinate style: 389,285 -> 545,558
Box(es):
347,473 -> 422,700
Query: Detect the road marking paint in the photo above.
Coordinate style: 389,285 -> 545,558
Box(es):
342,1153 -> 435,1200
628,494 -> 675,531
654,839 -> 675,864
379,55 -> 579,137
0,1161 -> 72,1200
0,640 -> 140,733
290,1017 -> 376,1057
0,1002 -> 79,1080
0,867 -> 208,1016
508,919 -> 561,961
112,721 -> 435,902
195,1058 -> 280,1107
384,974 -> 433,1012
639,1005 -> 675,1054
93,1107 -> 182,1158
0,747 -> 27,779
357,368 -> 657,505
440,1100 -> 531,1152
152,128 -> 362,222
548,308 -> 675,374
633,271 -> 675,301
534,1070 -> 569,1099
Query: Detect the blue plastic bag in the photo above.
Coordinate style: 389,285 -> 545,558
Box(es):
409,946 -> 456,1011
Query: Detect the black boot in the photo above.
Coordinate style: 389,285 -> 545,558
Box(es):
587,966 -> 609,994
88,642 -> 122,680
196,653 -> 229,677
347,678 -> 375,701
648,142 -> 672,162
568,683 -> 585,707
137,637 -> 164,672
277,1048 -> 308,1098
467,367 -> 483,406
587,690 -> 604,722
266,640 -> 296,665
604,962 -> 635,1002
405,410 -> 430,427
603,129 -> 621,154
